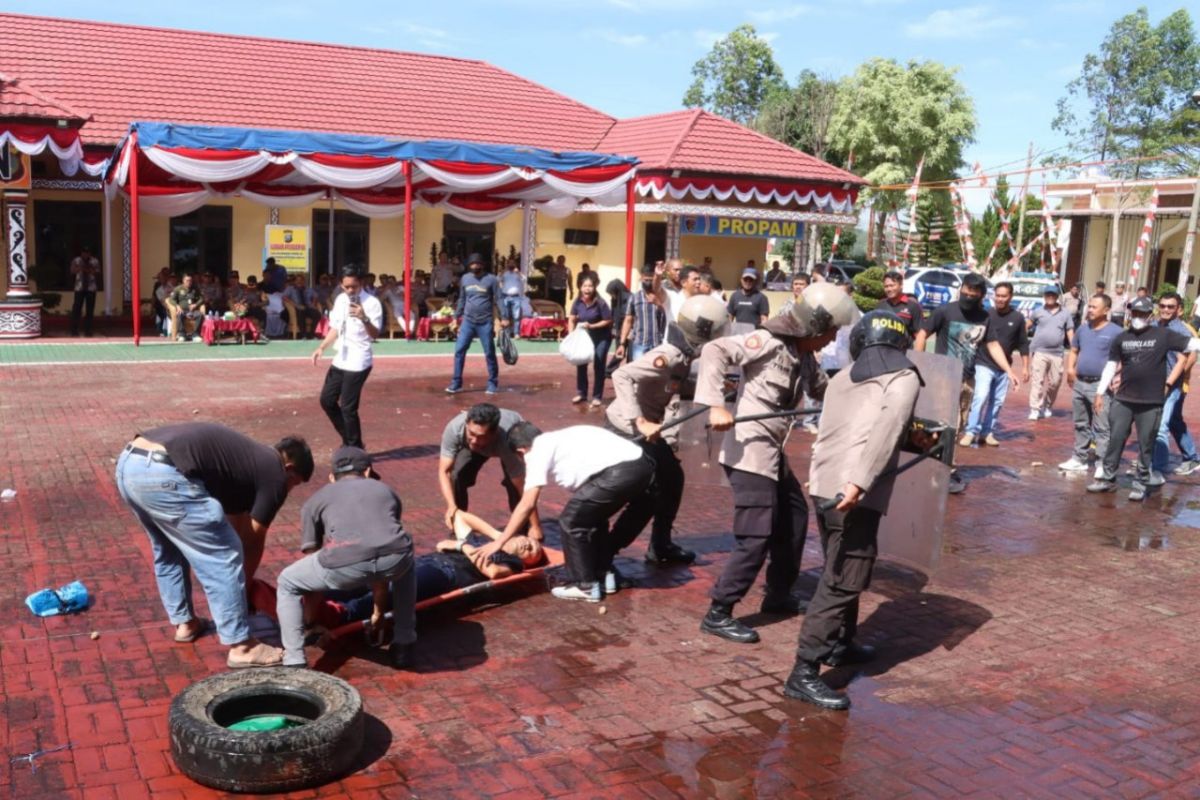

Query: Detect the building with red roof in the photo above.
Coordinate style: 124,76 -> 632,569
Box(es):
0,12 -> 862,338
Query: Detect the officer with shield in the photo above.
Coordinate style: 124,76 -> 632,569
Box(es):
696,283 -> 859,644
606,295 -> 730,565
784,310 -> 923,711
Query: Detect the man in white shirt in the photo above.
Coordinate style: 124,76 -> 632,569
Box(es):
476,422 -> 657,602
312,265 -> 384,448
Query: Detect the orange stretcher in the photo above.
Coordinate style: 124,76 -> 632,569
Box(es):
248,547 -> 565,644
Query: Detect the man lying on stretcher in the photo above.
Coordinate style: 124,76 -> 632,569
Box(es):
330,508 -> 545,639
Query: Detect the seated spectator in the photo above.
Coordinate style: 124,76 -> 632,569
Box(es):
412,271 -> 430,317
276,447 -> 415,668
363,272 -> 379,297
264,290 -> 287,338
242,276 -> 267,328
153,269 -> 175,336
310,273 -> 334,310
199,272 -> 223,313
284,274 -> 322,338
380,276 -> 415,333
166,273 -> 206,341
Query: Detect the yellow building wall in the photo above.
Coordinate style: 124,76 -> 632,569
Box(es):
680,234 -> 774,289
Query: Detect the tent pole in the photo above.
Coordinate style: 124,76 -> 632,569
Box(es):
403,161 -> 414,339
624,178 -> 635,287
129,132 -> 142,346
328,195 -> 335,274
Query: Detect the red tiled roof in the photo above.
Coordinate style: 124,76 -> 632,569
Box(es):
0,73 -> 87,121
0,12 -> 614,149
0,13 -> 860,188
598,109 -> 864,185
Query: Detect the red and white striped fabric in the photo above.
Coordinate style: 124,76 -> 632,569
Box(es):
950,186 -> 978,270
0,122 -> 100,176
901,157 -> 924,265
635,175 -> 856,213
1128,188 -> 1158,286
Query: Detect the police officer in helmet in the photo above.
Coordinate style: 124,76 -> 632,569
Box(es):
785,310 -> 923,710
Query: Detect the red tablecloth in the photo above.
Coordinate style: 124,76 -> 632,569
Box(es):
201,317 -> 261,345
418,317 -> 456,341
520,317 -> 566,339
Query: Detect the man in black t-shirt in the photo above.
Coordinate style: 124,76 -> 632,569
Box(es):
1087,296 -> 1200,500
962,281 -> 1029,447
115,423 -> 313,669
726,268 -> 771,325
876,270 -> 924,338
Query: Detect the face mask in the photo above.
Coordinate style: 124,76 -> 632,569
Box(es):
959,295 -> 981,312
1130,316 -> 1149,331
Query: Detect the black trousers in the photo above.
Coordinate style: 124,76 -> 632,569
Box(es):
294,307 -> 322,336
70,291 -> 96,335
451,449 -> 521,512
710,463 -> 808,608
548,288 -> 567,309
1101,399 -> 1163,483
643,438 -> 684,551
558,455 -> 657,584
319,365 -> 372,448
795,503 -> 883,664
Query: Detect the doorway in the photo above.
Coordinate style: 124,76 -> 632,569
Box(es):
442,216 -> 495,268
643,221 -> 666,266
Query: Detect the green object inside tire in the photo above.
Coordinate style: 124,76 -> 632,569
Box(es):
227,715 -> 306,732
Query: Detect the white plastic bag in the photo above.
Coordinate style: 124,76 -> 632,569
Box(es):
559,326 -> 595,366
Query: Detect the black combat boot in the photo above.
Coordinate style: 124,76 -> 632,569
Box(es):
824,641 -> 876,667
700,603 -> 760,644
760,591 -> 808,616
783,660 -> 850,710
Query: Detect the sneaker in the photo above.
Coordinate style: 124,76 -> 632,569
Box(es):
958,433 -> 975,447
1094,464 -> 1105,480
485,387 -> 498,395
983,434 -> 1001,447
551,583 -> 601,603
603,569 -> 622,595
1028,410 -> 1040,421
1042,408 -> 1053,419
644,542 -> 696,565
948,471 -> 966,494
1086,479 -> 1117,493
1058,457 -> 1088,472
444,386 -> 462,395
1129,486 -> 1147,502
1176,460 -> 1200,476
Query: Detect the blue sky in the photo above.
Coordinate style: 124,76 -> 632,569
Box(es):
7,0 -> 1190,208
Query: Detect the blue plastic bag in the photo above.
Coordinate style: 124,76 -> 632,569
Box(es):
25,581 -> 90,617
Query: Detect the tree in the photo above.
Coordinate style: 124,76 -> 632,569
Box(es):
1053,8 -> 1200,177
682,24 -> 785,125
756,70 -> 842,162
970,176 -> 1047,274
828,58 -> 977,258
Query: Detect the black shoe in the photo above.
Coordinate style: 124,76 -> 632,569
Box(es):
700,606 -> 760,644
760,593 -> 808,616
783,660 -> 850,710
948,471 -> 966,494
825,641 -> 876,667
644,542 -> 696,565
389,642 -> 415,669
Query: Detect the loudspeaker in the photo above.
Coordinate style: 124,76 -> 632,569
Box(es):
564,228 -> 599,246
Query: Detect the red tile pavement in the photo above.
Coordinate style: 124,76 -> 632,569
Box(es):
3,352 -> 1200,797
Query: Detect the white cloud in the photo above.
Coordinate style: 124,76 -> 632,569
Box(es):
748,4 -> 812,23
760,31 -> 780,43
904,6 -> 1021,39
692,28 -> 725,48
594,30 -> 650,47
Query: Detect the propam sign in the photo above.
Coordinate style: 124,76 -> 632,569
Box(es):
680,215 -> 804,240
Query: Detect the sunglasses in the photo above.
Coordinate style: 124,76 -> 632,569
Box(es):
1159,303 -> 1178,310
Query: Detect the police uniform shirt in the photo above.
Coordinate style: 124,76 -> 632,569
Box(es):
694,331 -> 826,480
808,368 -> 921,512
606,342 -> 690,441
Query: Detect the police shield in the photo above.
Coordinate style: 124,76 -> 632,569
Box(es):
875,349 -> 962,575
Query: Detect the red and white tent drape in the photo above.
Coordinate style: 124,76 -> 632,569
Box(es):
635,175 -> 857,214
0,123 -> 107,177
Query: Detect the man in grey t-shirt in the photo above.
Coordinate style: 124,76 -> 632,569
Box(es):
1026,287 -> 1074,420
437,403 -> 542,539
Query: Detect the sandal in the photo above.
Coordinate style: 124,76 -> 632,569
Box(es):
226,643 -> 284,670
571,395 -> 584,404
174,619 -> 211,643
590,398 -> 602,408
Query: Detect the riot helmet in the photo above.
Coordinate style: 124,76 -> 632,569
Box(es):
675,295 -> 730,347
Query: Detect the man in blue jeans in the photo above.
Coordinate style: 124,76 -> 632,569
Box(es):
447,253 -> 508,395
499,259 -> 526,335
115,423 -> 313,669
962,281 -> 1027,447
1152,292 -> 1200,476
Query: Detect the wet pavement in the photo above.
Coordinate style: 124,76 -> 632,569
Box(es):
3,351 -> 1200,798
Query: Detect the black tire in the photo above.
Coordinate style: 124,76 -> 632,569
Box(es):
168,668 -> 363,794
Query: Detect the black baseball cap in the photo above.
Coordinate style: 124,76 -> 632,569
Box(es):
332,446 -> 373,475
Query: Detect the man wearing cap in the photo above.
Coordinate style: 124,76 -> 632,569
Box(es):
276,447 -> 416,668
607,295 -> 730,567
115,423 -> 313,669
448,254 -> 507,395
1026,285 -> 1074,421
313,265 -> 383,449
437,403 -> 542,539
1087,295 -> 1200,501
697,283 -> 859,644
727,268 -> 771,328
784,310 -> 922,711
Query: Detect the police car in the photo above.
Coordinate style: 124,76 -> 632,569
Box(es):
903,265 -> 996,311
1008,272 -> 1062,315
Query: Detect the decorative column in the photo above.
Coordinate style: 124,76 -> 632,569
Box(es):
269,207 -> 280,225
791,221 -> 805,274
0,190 -> 43,339
665,213 -> 681,260
521,202 -> 537,275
